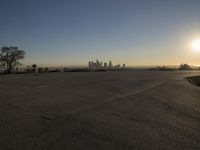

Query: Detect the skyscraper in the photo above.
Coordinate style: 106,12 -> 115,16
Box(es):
108,60 -> 113,69
88,61 -> 92,70
104,63 -> 107,68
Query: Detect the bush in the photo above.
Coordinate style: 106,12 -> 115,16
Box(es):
179,63 -> 192,70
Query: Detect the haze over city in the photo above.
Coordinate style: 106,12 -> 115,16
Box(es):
0,0 -> 200,66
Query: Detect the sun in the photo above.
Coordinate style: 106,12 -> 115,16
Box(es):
192,39 -> 200,52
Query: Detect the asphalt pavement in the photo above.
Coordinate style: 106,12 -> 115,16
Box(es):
0,71 -> 200,150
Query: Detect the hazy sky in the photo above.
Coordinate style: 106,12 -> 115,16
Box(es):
0,0 -> 200,66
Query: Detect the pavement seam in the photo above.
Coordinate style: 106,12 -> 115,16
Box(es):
55,81 -> 168,119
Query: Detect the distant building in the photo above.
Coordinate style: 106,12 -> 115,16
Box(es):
91,61 -> 94,70
94,63 -> 96,69
115,64 -> 120,68
123,64 -> 126,69
108,60 -> 113,69
88,61 -> 92,70
104,63 -> 107,68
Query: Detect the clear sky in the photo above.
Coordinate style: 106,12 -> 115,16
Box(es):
0,0 -> 200,66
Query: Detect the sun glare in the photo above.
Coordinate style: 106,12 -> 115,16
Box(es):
192,39 -> 200,52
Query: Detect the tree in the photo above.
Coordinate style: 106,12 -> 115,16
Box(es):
32,64 -> 37,73
179,63 -> 192,70
26,65 -> 32,73
38,67 -> 43,73
0,46 -> 25,74
44,67 -> 49,72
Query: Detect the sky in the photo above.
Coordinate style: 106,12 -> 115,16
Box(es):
0,0 -> 200,67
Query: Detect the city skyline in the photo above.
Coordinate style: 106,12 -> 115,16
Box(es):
88,59 -> 126,70
0,0 -> 200,66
